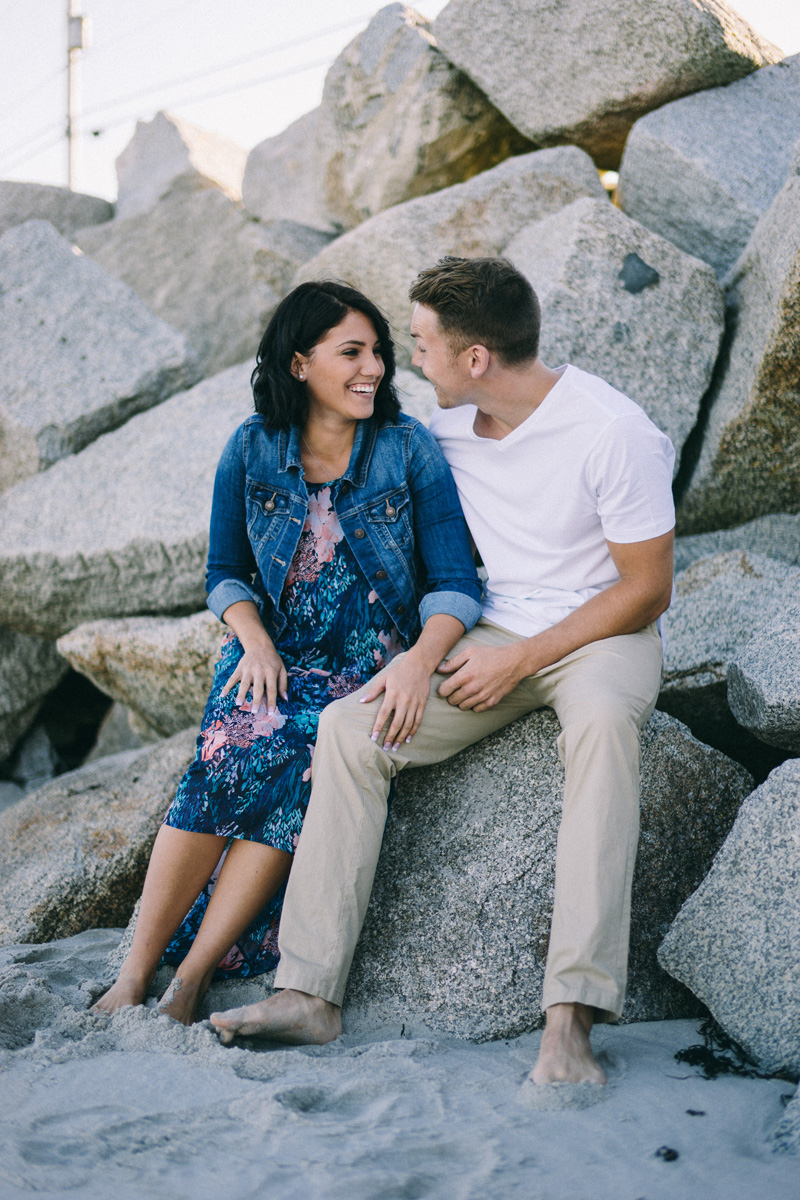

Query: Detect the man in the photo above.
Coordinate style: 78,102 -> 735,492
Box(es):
211,257 -> 675,1085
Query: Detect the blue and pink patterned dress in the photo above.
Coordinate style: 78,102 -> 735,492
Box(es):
162,483 -> 406,978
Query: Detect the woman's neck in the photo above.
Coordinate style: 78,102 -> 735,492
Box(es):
301,415 -> 357,483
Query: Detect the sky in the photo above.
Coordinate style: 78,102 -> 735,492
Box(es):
1,0 -> 798,202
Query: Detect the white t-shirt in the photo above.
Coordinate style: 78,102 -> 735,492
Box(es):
428,364 -> 676,638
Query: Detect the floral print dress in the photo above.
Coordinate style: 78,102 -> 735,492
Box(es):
162,483 -> 406,979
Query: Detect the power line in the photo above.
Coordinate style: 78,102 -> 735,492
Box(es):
81,11 -> 374,121
1,131 -> 65,177
2,65 -> 67,128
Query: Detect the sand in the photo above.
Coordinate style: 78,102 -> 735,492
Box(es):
0,929 -> 796,1200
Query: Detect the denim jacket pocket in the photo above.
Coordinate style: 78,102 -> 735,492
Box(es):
246,480 -> 293,544
363,484 -> 412,548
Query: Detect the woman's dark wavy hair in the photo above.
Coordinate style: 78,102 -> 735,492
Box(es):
251,280 -> 400,429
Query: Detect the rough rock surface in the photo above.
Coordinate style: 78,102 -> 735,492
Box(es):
674,512 -> 800,574
0,729 -> 196,945
58,611 -> 224,740
727,606 -> 800,752
395,368 -> 437,424
242,108 -> 339,233
618,56 -> 800,276
769,1087 -> 800,1155
0,221 -> 198,492
659,759 -> 800,1078
76,178 -> 331,376
0,630 -> 67,762
0,362 -> 253,640
85,703 -> 145,762
505,197 -> 723,466
659,552 -> 800,776
346,709 -> 753,1037
321,4 -> 532,229
296,147 -> 606,365
677,158 -> 800,534
0,181 -> 111,239
115,111 -> 247,221
433,0 -> 781,169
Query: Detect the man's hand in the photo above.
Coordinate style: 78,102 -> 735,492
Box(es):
437,642 -> 529,711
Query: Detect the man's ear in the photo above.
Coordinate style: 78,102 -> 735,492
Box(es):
467,344 -> 491,378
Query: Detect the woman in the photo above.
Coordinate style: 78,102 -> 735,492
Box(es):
93,281 -> 482,1024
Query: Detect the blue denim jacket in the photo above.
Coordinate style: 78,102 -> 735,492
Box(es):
206,412 -> 482,644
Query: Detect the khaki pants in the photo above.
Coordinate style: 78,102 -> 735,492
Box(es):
274,619 -> 663,1017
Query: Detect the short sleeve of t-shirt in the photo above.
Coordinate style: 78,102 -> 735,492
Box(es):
588,413 -> 675,544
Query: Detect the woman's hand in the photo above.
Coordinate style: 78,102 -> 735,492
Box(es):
359,651 -> 433,751
221,643 -> 288,712
218,600 -> 288,712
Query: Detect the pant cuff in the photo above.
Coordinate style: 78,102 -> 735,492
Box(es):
541,981 -> 624,1022
274,960 -> 346,1008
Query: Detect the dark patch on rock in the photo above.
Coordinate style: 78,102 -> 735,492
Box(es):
619,252 -> 660,293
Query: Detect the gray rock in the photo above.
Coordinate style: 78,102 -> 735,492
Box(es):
321,4 -> 532,229
242,108 -> 339,233
115,111 -> 247,221
0,629 -> 67,762
677,160 -> 800,534
85,703 -> 145,763
0,221 -> 199,493
0,729 -> 196,945
12,724 -> 59,792
296,147 -> 606,365
395,368 -> 437,425
618,56 -> 800,276
505,197 -> 724,467
347,709 -> 752,1037
0,181 -> 112,240
659,759 -> 800,1078
433,0 -> 781,169
58,610 -> 224,739
674,512 -> 800,575
728,606 -> 800,752
769,1087 -> 800,1154
76,178 -> 332,376
0,362 -> 253,640
0,781 -> 23,816
659,552 -> 800,774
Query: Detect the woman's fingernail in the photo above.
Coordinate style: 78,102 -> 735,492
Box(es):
370,732 -> 379,742
268,707 -> 275,715
383,741 -> 392,751
392,742 -> 400,752
359,697 -> 366,703
405,736 -> 412,743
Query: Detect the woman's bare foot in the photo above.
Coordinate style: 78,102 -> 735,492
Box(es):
157,975 -> 205,1026
210,988 -> 342,1045
91,972 -> 151,1015
529,1002 -> 607,1085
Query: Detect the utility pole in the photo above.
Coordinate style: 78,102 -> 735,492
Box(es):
66,2 -> 88,191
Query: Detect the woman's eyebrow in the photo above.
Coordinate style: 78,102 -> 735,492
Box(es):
335,339 -> 381,348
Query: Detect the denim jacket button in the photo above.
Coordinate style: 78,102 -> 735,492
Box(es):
397,603 -> 406,614
375,569 -> 387,580
354,528 -> 366,538
385,504 -> 396,518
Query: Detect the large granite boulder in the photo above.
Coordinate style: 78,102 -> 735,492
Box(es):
727,606 -> 800,753
296,147 -> 606,365
76,178 -> 332,376
433,0 -> 781,170
346,709 -> 753,1037
321,4 -> 532,229
505,197 -> 723,466
0,221 -> 199,493
0,181 -> 111,239
0,363 -> 252,640
770,1088 -> 800,1155
57,611 -> 224,740
674,512 -> 800,574
0,630 -> 67,763
396,368 -> 437,425
115,111 -> 247,221
677,157 -> 800,534
0,730 -> 196,945
242,108 -> 339,234
659,759 -> 800,1079
659,552 -> 800,775
618,56 -> 800,277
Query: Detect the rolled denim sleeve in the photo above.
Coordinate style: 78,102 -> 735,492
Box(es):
407,423 -> 482,632
205,424 -> 264,621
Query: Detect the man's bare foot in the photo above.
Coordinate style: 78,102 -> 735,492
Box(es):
157,975 -> 204,1026
209,988 -> 342,1046
529,1002 -> 607,1085
91,972 -> 150,1015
